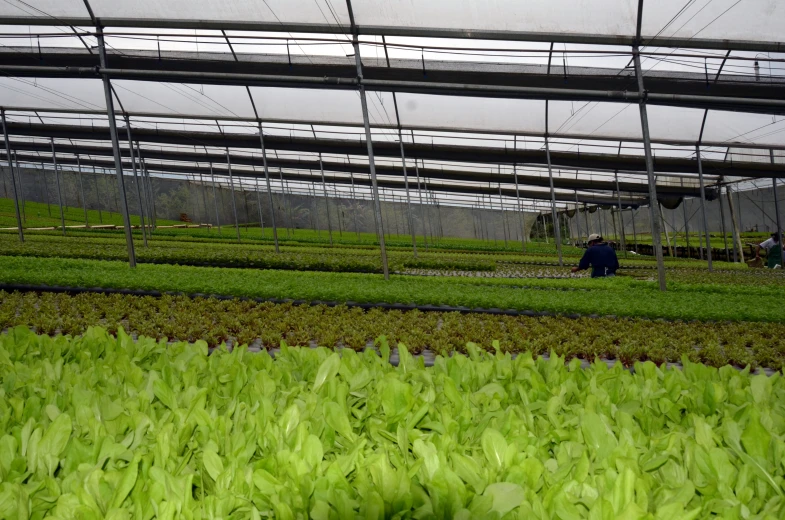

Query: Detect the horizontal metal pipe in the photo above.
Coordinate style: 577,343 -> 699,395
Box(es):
0,16 -> 782,53
3,105 -> 782,152
3,121 -> 777,179
7,151 -> 644,206
1,65 -> 784,114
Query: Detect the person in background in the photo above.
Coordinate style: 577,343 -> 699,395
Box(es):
571,233 -> 619,278
756,232 -> 783,269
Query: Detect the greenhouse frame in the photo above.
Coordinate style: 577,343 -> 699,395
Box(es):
0,0 -> 783,289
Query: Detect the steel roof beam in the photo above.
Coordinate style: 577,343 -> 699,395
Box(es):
4,121 -> 781,178
5,150 -> 644,206
0,16 -> 782,53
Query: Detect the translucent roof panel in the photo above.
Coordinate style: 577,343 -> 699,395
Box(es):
702,111 -> 785,148
396,94 -> 545,134
641,0 -> 785,44
352,0 -> 637,36
112,80 -> 255,119
249,87 -> 381,126
0,0 -> 87,19
89,0 -> 350,26
0,77 -> 105,111
548,102 -> 710,143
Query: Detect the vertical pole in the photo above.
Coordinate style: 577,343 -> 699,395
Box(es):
584,203 -> 590,238
319,153 -> 333,245
718,185 -> 730,261
415,161 -> 428,251
225,150 -> 241,241
258,126 -> 279,252
634,45 -> 666,290
681,181 -> 691,257
660,203 -> 673,257
200,172 -> 211,231
76,156 -> 88,227
93,165 -> 103,224
696,146 -> 713,271
349,170 -> 360,239
125,120 -> 147,247
141,158 -> 157,230
97,26 -> 135,267
277,169 -> 290,239
513,164 -> 527,252
727,184 -> 743,263
50,139 -> 66,236
544,138 -> 562,264
574,192 -> 582,247
210,163 -> 222,234
12,153 -> 25,223
631,207 -> 638,252
614,172 -> 627,257
498,181 -> 508,248
771,150 -> 783,263
137,145 -> 155,230
352,37 -> 389,278
398,133 -> 417,257
1,110 -> 23,241
255,174 -> 264,237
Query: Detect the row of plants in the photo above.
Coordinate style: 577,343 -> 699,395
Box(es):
0,197 -> 181,229
0,231 -> 745,275
1,325 -> 783,519
2,291 -> 784,369
0,234 -> 497,273
0,256 -> 781,322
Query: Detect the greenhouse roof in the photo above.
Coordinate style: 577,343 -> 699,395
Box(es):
0,0 -> 783,211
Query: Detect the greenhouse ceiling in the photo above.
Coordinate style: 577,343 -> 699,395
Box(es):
0,0 -> 783,210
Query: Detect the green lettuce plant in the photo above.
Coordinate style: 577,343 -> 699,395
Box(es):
0,327 -> 783,518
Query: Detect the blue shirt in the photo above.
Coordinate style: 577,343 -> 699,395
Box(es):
578,243 -> 619,278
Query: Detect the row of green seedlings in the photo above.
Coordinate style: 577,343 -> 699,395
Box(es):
1,291 -> 783,370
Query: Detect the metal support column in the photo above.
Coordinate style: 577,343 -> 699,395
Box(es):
12,153 -> 25,223
543,127 -> 564,266
225,149 -> 241,241
513,164 -> 527,252
200,172 -> 210,231
727,184 -> 743,263
210,163 -> 222,234
50,139 -> 66,236
254,174 -> 264,237
574,192 -> 582,247
634,44 -> 666,290
1,110 -> 23,242
258,126 -> 279,252
498,181 -> 508,248
398,132 -> 417,257
137,146 -> 155,230
125,119 -> 147,247
681,180 -> 691,256
319,153 -> 333,246
718,185 -> 730,261
696,146 -> 713,271
140,157 -> 157,230
97,26 -> 135,267
347,11 -> 389,278
76,156 -> 88,227
415,160 -> 428,251
614,172 -> 627,257
772,150 -> 783,260
631,207 -> 638,252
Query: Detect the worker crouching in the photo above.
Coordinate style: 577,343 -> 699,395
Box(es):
571,233 -> 619,278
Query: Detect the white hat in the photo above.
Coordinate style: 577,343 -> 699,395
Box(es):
587,233 -> 602,242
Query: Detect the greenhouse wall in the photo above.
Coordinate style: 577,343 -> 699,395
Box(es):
0,166 -> 538,240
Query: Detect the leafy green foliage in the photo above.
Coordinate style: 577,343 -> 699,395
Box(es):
1,255 -> 783,323
1,326 -> 784,518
